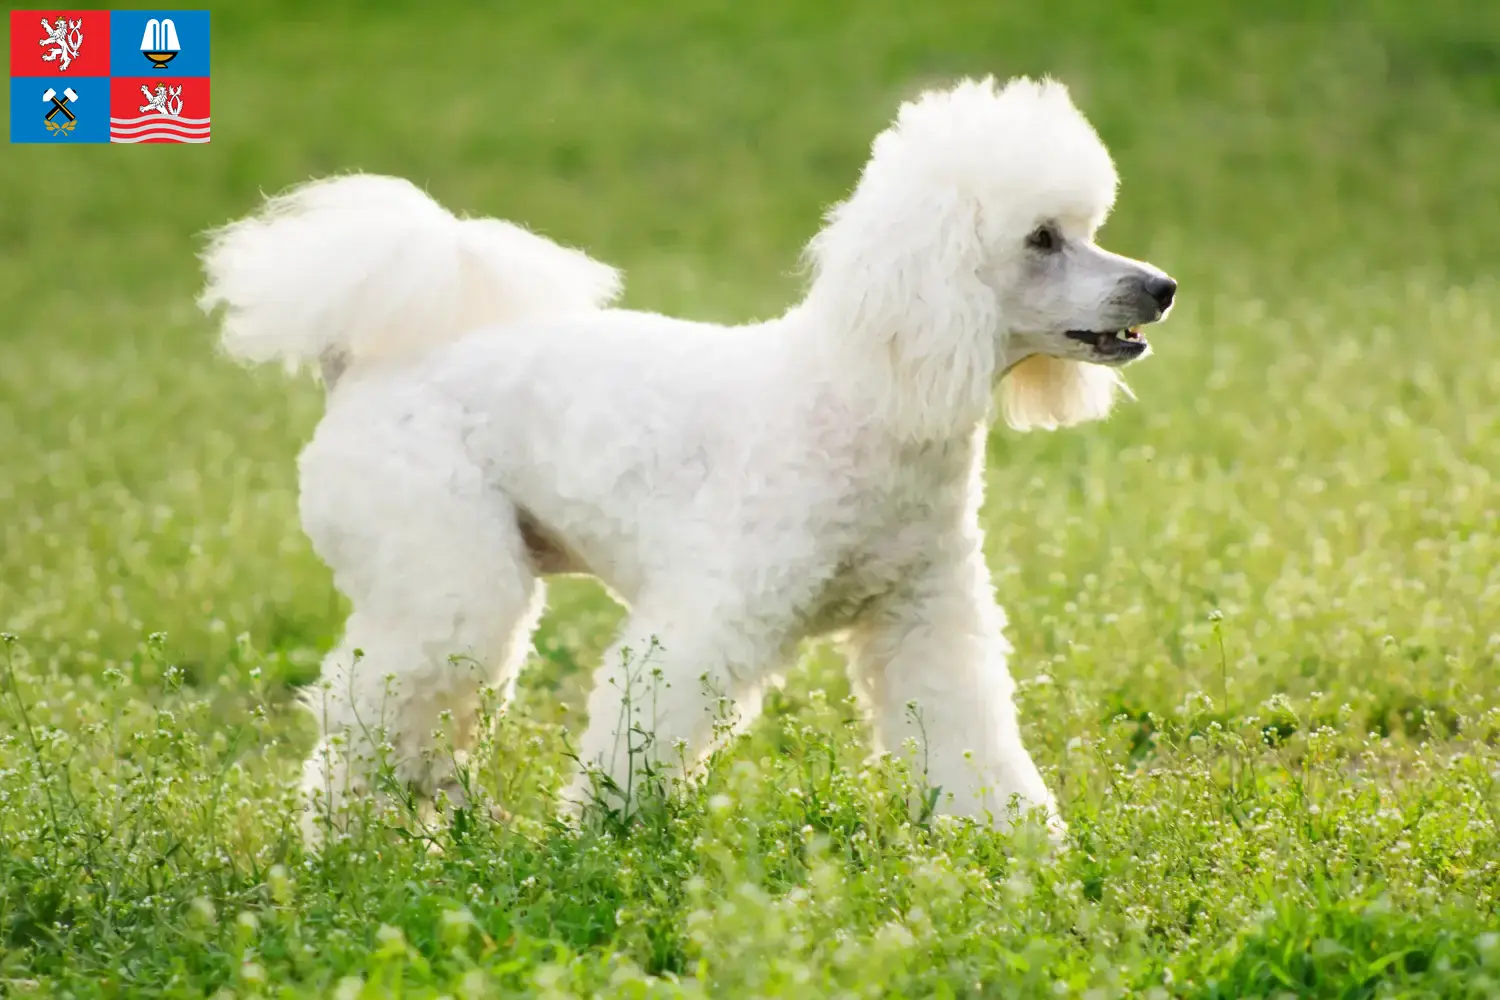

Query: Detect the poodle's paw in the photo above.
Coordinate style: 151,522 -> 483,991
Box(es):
432,778 -> 470,812
432,780 -> 513,826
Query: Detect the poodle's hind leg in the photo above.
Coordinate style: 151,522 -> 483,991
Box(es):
296,428 -> 542,845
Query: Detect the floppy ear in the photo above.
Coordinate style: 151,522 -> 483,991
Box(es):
999,355 -> 1131,431
806,179 -> 999,441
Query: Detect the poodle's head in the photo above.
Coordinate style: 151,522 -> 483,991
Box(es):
806,76 -> 1176,438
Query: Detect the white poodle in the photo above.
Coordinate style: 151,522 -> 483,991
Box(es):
199,76 -> 1175,843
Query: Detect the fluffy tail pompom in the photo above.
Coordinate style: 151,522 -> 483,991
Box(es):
199,174 -> 621,380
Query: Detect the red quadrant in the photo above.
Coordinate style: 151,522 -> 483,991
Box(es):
109,75 -> 210,143
10,10 -> 110,77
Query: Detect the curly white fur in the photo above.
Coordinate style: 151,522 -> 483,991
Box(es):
200,76 -> 1174,843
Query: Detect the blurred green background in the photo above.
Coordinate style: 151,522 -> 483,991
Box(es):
4,0 -> 1497,715
3,1 -> 1500,994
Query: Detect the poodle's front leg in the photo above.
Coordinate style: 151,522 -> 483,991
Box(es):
846,553 -> 1063,836
563,604 -> 784,818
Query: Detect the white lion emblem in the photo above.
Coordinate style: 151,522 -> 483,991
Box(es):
139,84 -> 184,118
39,17 -> 84,72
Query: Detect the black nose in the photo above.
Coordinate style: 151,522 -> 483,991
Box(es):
1143,274 -> 1177,311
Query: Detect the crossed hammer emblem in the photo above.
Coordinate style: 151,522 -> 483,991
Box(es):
43,87 -> 79,122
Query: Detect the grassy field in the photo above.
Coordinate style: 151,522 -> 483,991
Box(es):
4,0 -> 1500,995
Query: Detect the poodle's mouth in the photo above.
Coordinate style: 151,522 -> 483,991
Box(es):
1065,327 -> 1149,363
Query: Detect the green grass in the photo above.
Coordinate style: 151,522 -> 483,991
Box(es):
4,0 -> 1500,995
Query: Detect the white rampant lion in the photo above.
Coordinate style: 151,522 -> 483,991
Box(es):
39,17 -> 83,72
139,84 -> 184,118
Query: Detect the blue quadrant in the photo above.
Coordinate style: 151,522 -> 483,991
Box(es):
11,76 -> 111,144
109,10 -> 211,76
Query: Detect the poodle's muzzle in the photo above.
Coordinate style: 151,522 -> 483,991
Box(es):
1066,267 -> 1177,365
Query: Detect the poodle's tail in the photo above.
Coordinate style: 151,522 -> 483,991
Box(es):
199,174 -> 621,384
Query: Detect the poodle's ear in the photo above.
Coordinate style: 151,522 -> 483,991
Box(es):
806,181 -> 999,441
999,355 -> 1131,431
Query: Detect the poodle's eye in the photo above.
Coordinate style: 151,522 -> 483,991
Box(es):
1027,225 -> 1060,253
